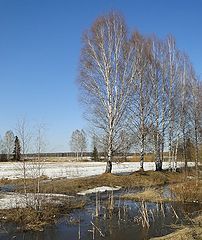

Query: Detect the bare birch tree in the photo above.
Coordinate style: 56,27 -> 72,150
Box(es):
4,130 -> 15,160
70,129 -> 87,160
15,117 -> 32,204
78,13 -> 134,172
190,74 -> 202,177
166,36 -> 181,171
177,54 -> 193,172
16,117 -> 32,157
33,123 -> 46,210
149,37 -> 163,171
128,32 -> 153,170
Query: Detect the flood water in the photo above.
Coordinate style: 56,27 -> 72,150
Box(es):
0,184 -> 16,192
0,189 -> 201,240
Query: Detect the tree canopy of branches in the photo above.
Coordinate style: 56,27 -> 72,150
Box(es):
16,117 -> 31,157
70,129 -> 87,160
78,13 -> 134,172
78,12 -> 202,173
3,130 -> 15,160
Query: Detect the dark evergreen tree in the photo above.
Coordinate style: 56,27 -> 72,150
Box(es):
92,146 -> 99,161
13,136 -> 21,161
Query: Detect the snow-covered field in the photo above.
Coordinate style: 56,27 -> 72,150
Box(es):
0,161 -> 196,209
0,161 -> 195,180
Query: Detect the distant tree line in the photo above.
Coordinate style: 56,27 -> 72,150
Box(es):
0,118 -> 46,162
0,150 -> 135,161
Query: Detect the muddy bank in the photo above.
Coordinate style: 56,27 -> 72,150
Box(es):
150,215 -> 202,240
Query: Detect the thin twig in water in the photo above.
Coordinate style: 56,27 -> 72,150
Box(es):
160,202 -> 165,217
171,205 -> 179,219
150,209 -> 155,222
78,216 -> 81,240
90,221 -> 105,237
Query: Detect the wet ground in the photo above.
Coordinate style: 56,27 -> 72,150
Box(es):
0,184 -> 16,192
0,187 -> 201,240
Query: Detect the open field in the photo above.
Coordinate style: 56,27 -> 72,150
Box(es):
0,162 -> 201,238
0,161 -> 195,180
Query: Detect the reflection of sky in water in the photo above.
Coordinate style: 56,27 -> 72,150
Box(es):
1,190 -> 201,240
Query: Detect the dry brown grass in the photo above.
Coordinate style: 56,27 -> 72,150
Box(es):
170,180 -> 202,203
37,170 -> 185,195
0,175 -> 49,185
151,227 -> 202,240
0,199 -> 85,231
0,168 -> 189,196
121,188 -> 166,202
151,214 -> 202,240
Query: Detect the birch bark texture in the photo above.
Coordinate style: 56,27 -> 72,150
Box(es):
129,32 -> 153,170
78,13 -> 133,173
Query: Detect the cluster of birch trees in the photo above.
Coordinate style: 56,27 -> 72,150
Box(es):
78,12 -> 202,173
70,129 -> 87,160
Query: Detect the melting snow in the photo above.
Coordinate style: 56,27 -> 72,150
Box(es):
0,192 -> 73,209
77,186 -> 121,195
0,161 -> 195,180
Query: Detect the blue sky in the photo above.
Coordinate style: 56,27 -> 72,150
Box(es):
0,0 -> 201,152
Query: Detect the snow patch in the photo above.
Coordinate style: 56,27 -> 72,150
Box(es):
0,192 -> 73,209
77,186 -> 121,195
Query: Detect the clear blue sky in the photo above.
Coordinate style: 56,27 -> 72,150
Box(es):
0,0 -> 201,152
